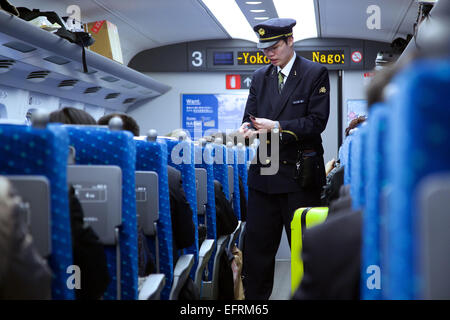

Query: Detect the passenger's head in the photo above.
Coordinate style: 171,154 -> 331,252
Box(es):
49,107 -> 96,125
211,131 -> 227,145
25,108 -> 38,125
345,116 -> 366,137
165,128 -> 189,140
97,113 -> 140,136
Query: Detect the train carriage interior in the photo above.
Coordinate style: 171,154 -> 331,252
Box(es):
0,0 -> 449,302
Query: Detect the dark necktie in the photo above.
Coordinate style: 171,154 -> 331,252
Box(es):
278,71 -> 285,94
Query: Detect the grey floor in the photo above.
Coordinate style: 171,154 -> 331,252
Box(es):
269,260 -> 291,300
268,229 -> 292,300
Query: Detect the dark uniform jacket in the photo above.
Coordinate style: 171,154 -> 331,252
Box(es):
242,55 -> 330,194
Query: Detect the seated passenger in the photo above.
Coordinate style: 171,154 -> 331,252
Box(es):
0,177 -> 52,299
49,107 -> 97,125
167,166 -> 196,262
321,116 -> 366,205
49,107 -> 110,299
98,113 -> 140,137
345,115 -> 366,137
214,180 -> 238,238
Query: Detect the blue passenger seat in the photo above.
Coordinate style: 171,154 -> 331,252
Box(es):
135,136 -> 175,300
65,125 -> 138,300
385,59 -> 450,299
361,103 -> 389,300
0,123 -> 74,300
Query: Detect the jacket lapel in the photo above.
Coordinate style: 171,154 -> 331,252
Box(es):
271,56 -> 303,120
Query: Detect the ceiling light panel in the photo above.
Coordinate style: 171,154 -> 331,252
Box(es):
236,0 -> 279,29
273,0 -> 318,41
201,0 -> 257,42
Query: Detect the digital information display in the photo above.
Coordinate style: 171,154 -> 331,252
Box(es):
237,51 -> 270,65
297,50 -> 345,65
188,43 -> 365,72
235,50 -> 345,66
213,51 -> 234,65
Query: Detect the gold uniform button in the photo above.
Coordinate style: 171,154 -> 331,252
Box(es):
266,140 -> 270,144
265,159 -> 271,164
282,160 -> 287,164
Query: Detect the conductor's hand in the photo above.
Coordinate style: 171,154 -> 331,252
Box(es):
251,117 -> 277,131
239,122 -> 258,139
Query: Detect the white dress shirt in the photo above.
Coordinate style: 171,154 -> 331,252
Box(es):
277,51 -> 297,84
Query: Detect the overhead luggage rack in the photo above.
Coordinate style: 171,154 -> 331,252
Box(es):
0,10 -> 170,112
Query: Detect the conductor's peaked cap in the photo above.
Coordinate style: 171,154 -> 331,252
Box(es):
254,18 -> 296,49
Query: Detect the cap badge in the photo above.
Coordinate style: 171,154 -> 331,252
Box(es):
319,86 -> 327,94
258,28 -> 265,36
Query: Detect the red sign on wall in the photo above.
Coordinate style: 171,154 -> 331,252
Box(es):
226,75 -> 241,89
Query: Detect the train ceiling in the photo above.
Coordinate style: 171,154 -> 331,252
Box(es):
9,0 -> 420,65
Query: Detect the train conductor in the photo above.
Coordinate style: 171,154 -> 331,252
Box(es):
239,18 -> 330,299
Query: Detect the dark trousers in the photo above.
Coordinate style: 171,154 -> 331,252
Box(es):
242,186 -> 321,300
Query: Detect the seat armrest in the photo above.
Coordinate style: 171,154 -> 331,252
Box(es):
199,239 -> 215,259
138,273 -> 165,300
228,220 -> 242,250
169,254 -> 195,300
238,221 -> 246,251
194,239 -> 215,290
217,235 -> 230,251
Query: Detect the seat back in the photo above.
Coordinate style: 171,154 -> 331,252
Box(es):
236,144 -> 248,202
385,59 -> 450,299
135,171 -> 159,237
227,165 -> 234,201
8,176 -> 51,258
213,143 -> 230,200
350,125 -> 368,210
195,143 -> 217,282
0,123 -> 73,299
247,145 -> 257,165
195,168 -> 207,217
67,165 -> 122,245
341,134 -> 354,185
361,103 -> 389,300
135,139 -> 173,300
67,165 -> 122,298
66,125 -> 138,300
417,173 -> 450,300
227,146 -> 241,220
164,138 -> 199,279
